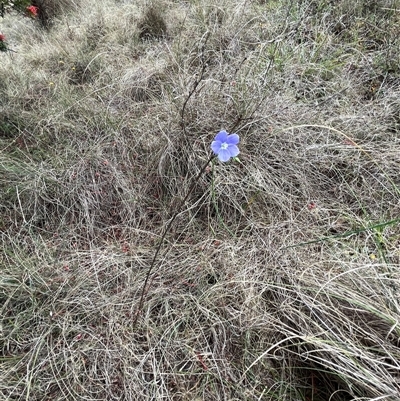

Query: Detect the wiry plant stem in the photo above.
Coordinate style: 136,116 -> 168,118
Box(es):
133,32 -> 214,327
133,153 -> 216,327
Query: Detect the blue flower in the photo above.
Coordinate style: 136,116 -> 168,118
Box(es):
211,130 -> 240,162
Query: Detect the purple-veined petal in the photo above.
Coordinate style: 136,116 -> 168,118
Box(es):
214,130 -> 228,142
226,133 -> 239,145
227,144 -> 239,158
211,140 -> 222,154
217,148 -> 231,162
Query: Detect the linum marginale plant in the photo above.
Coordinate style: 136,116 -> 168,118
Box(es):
133,130 -> 240,326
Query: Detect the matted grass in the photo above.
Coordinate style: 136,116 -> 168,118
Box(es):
1,0 -> 400,400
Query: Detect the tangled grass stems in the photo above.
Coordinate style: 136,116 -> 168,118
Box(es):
286,217 -> 400,248
1,0 -> 400,400
280,124 -> 400,197
133,154 -> 216,327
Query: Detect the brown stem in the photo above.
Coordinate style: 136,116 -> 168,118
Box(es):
133,153 -> 216,327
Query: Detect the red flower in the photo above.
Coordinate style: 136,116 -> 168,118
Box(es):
27,5 -> 39,16
0,34 -> 5,41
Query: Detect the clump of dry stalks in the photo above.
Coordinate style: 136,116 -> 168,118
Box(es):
1,0 -> 400,400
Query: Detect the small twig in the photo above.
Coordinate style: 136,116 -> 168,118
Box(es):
180,62 -> 207,135
181,31 -> 210,141
133,154 -> 216,328
195,351 -> 209,371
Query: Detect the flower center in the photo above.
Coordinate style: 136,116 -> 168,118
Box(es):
220,142 -> 228,150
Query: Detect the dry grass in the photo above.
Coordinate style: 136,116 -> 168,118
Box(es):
1,0 -> 400,400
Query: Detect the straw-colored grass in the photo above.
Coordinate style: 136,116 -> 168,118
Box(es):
1,0 -> 400,400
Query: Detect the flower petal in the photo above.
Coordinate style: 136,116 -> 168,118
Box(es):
226,133 -> 239,145
227,144 -> 239,158
217,149 -> 231,162
211,140 -> 222,154
214,130 -> 228,142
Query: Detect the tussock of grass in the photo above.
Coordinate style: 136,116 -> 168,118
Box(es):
138,4 -> 167,40
1,0 -> 400,400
